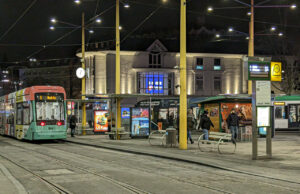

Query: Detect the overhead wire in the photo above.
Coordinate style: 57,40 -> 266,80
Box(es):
0,0 -> 38,41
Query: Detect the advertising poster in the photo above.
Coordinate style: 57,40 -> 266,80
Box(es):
221,103 -> 252,131
204,103 -> 220,132
168,107 -> 178,119
94,110 -> 109,132
158,109 -> 168,120
131,108 -> 150,137
121,108 -> 130,119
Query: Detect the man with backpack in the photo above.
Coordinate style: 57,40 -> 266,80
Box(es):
199,111 -> 214,140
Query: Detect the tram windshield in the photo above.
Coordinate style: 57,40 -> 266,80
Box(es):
35,93 -> 64,121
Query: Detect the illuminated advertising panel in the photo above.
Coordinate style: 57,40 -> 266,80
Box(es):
271,62 -> 282,82
121,108 -> 130,119
131,108 -> 150,137
94,110 -> 109,132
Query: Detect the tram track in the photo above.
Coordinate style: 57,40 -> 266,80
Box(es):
1,141 -> 150,194
63,139 -> 300,186
44,141 -> 300,193
1,137 -> 300,193
0,153 -> 71,194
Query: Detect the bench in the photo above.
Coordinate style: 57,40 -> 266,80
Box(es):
198,132 -> 236,154
148,130 -> 167,146
105,128 -> 130,140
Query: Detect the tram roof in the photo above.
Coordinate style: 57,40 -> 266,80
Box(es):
275,95 -> 300,101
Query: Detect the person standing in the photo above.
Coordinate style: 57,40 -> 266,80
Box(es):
187,109 -> 195,144
70,115 -> 77,137
227,109 -> 239,141
199,111 -> 214,140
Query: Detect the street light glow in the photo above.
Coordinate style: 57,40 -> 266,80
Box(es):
50,18 -> 56,23
271,26 -> 276,31
207,7 -> 213,12
247,12 -> 251,16
228,27 -> 234,32
278,32 -> 283,36
89,29 -> 94,34
74,0 -> 81,4
49,26 -> 55,30
119,26 -> 123,30
246,36 -> 249,40
291,4 -> 297,9
96,18 -> 102,23
216,34 -> 220,38
124,3 -> 130,8
162,0 -> 168,3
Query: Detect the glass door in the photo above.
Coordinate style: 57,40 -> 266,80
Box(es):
289,105 -> 299,128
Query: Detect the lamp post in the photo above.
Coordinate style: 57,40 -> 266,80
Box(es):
81,12 -> 87,135
179,0 -> 187,150
116,0 -> 121,139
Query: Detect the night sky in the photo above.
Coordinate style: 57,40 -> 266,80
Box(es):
0,0 -> 299,65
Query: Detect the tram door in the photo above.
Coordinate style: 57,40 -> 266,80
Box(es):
288,104 -> 300,128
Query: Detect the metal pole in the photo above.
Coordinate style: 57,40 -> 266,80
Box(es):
116,0 -> 121,139
179,0 -> 187,150
248,0 -> 254,95
252,81 -> 258,160
81,12 -> 87,135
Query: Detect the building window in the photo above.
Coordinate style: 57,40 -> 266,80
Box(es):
214,76 -> 221,91
137,72 -> 172,95
214,58 -> 221,70
196,58 -> 203,70
149,52 -> 162,68
196,75 -> 203,91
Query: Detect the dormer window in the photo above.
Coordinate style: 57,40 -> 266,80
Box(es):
149,51 -> 161,68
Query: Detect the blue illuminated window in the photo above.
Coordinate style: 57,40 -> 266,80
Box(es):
214,66 -> 221,70
196,65 -> 203,70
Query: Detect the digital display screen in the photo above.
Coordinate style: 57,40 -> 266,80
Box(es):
248,62 -> 270,80
35,93 -> 64,101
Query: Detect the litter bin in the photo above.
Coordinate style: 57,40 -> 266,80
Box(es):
166,128 -> 177,147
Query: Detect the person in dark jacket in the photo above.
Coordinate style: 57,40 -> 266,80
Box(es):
70,115 -> 77,137
227,109 -> 239,141
187,109 -> 195,144
199,110 -> 214,140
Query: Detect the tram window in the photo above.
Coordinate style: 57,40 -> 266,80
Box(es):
23,102 -> 30,125
16,104 -> 22,125
36,101 -> 64,121
275,107 -> 283,119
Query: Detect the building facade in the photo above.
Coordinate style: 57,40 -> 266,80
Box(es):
80,40 -> 249,97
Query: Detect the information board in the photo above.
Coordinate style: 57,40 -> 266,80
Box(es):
256,81 -> 271,106
271,62 -> 282,82
257,107 -> 270,127
248,61 -> 270,80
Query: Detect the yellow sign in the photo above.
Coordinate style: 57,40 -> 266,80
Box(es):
274,102 -> 285,106
271,62 -> 282,82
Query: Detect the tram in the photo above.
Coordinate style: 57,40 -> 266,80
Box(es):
273,95 -> 300,131
0,86 -> 67,140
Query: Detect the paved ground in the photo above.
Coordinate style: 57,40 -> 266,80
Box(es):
0,134 -> 299,194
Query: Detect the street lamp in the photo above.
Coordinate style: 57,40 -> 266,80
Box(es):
49,26 -> 55,31
228,27 -> 234,32
278,32 -> 283,37
290,4 -> 297,9
216,34 -> 220,38
270,26 -> 276,31
207,7 -> 213,12
50,18 -> 56,23
95,18 -> 102,23
74,0 -> 81,4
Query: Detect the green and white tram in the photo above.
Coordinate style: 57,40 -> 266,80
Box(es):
0,86 -> 67,140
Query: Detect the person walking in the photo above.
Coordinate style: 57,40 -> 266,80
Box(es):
199,111 -> 214,140
187,109 -> 195,144
227,109 -> 239,142
70,115 -> 77,137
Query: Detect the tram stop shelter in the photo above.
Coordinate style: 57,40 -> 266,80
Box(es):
66,94 -> 153,139
192,95 -> 253,142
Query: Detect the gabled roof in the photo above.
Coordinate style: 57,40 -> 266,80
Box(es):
146,39 -> 168,52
